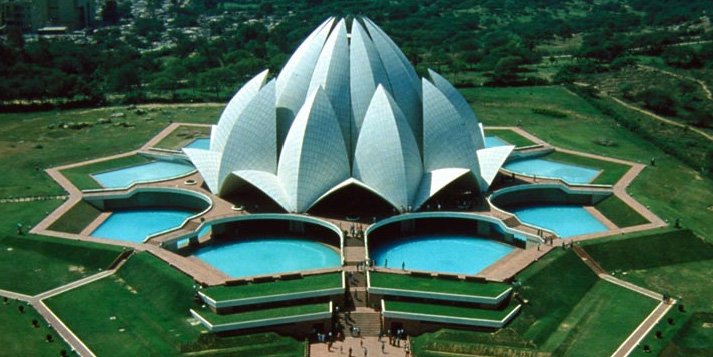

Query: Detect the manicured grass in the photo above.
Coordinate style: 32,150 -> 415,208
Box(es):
582,229 -> 713,271
484,128 -> 535,147
545,151 -> 630,185
594,195 -> 649,228
46,252 -> 304,355
544,281 -> 659,356
60,155 -> 150,190
45,252 -> 202,355
0,200 -> 122,295
153,125 -> 210,150
48,200 -> 102,234
0,300 -> 74,356
384,299 -> 519,321
512,250 -> 599,346
463,86 -> 713,240
194,302 -> 330,325
203,272 -> 342,301
369,271 -> 510,298
0,105 -> 221,197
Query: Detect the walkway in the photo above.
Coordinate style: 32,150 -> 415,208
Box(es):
0,255 -> 132,357
310,336 -> 409,357
572,244 -> 672,357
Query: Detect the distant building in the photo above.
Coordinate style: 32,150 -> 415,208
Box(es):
0,0 -> 93,32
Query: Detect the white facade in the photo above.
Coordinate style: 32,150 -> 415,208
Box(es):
184,17 -> 514,213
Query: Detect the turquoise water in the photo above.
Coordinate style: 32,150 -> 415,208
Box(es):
485,136 -> 510,148
510,205 -> 608,238
184,138 -> 210,149
194,238 -> 341,278
93,161 -> 194,188
91,209 -> 194,243
503,158 -> 600,184
370,234 -> 513,275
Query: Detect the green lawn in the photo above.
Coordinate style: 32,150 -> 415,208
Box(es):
594,195 -> 649,228
45,252 -> 202,355
153,125 -> 210,150
384,299 -> 519,321
544,151 -> 630,185
0,200 -> 122,295
0,300 -> 74,356
544,281 -> 659,356
369,271 -> 510,298
48,200 -> 102,234
484,128 -> 535,147
203,272 -> 342,301
60,155 -> 150,190
582,229 -> 713,272
45,252 -> 303,355
463,86 -> 713,240
0,105 -> 221,197
194,302 -> 330,325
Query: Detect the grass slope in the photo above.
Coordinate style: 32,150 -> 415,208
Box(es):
594,195 -> 649,228
46,252 -> 304,355
46,252 -> 202,355
0,200 -> 122,295
48,200 -> 102,234
153,125 -> 210,150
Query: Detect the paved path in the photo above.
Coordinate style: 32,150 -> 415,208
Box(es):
309,336 -> 410,357
572,244 -> 672,357
611,300 -> 675,357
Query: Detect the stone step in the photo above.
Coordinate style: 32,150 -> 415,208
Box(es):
340,312 -> 382,336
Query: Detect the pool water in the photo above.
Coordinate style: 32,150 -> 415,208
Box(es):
485,136 -> 510,148
370,234 -> 513,275
503,158 -> 600,184
93,161 -> 195,188
91,209 -> 194,243
510,205 -> 608,238
184,138 -> 210,150
194,237 -> 341,278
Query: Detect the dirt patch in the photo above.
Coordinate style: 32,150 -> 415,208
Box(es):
68,265 -> 86,274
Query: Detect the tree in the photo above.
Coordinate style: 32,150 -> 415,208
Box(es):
490,56 -> 524,85
638,88 -> 677,116
102,0 -> 120,25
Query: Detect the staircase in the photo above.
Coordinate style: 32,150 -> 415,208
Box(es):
340,309 -> 382,336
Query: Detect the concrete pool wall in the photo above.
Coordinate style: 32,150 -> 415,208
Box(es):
84,187 -> 212,212
365,212 -> 544,257
489,183 -> 611,208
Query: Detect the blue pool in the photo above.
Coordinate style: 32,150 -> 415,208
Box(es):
370,235 -> 513,275
510,205 -> 608,238
92,161 -> 195,188
194,238 -> 341,278
503,158 -> 600,184
184,138 -> 210,150
485,136 -> 510,148
91,209 -> 194,243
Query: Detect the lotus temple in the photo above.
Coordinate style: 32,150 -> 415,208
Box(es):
34,17 -> 665,341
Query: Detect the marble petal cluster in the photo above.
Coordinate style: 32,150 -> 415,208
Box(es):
184,17 -> 514,213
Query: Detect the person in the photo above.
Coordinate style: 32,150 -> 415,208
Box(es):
401,261 -> 405,270
363,347 -> 368,357
385,258 -> 388,268
349,346 -> 353,357
382,341 -> 386,353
